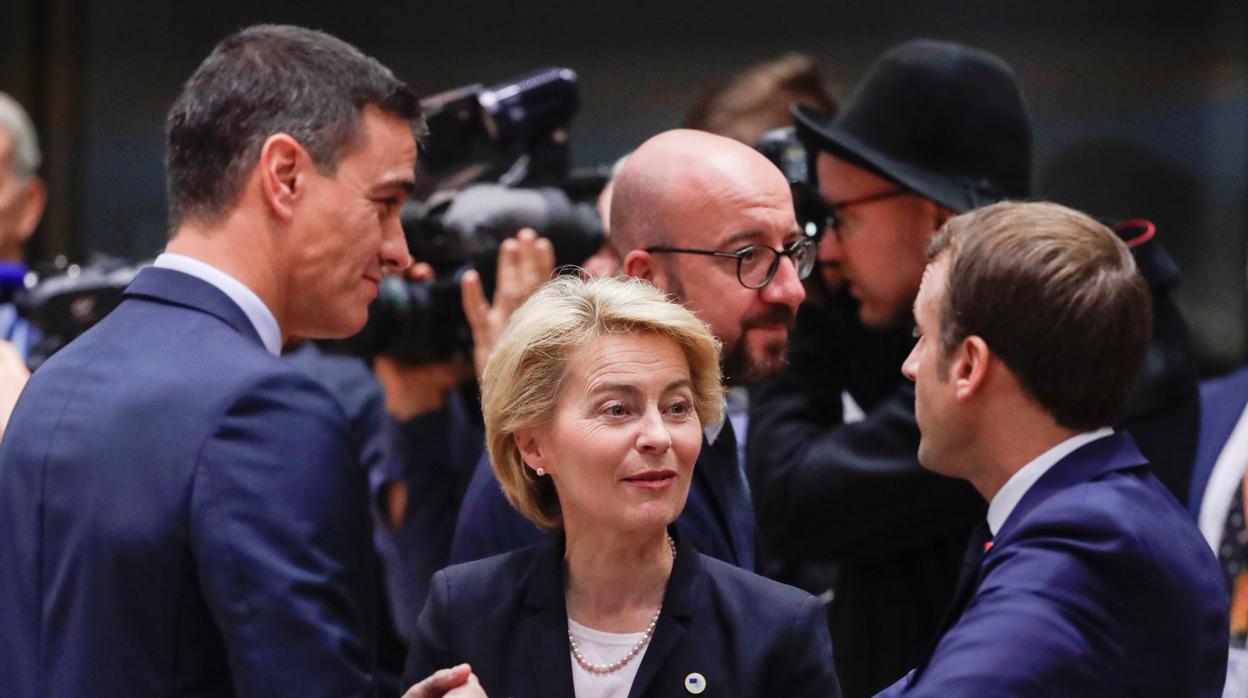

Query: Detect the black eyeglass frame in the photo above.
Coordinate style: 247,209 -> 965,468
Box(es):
644,237 -> 817,289
822,188 -> 910,241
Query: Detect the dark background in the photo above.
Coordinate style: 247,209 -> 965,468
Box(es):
4,0 -> 1246,370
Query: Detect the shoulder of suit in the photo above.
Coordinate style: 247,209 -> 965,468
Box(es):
435,543 -> 548,601
1202,366 -> 1248,406
1003,470 -> 1198,560
697,553 -> 820,613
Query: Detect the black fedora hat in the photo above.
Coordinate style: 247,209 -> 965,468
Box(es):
794,39 -> 1032,213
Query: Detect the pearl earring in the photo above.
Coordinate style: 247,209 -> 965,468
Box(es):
535,467 -> 546,477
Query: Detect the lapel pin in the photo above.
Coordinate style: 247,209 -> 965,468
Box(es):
684,672 -> 706,694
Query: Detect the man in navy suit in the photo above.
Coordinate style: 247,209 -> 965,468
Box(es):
450,129 -> 812,573
877,201 -> 1226,696
0,25 -> 424,697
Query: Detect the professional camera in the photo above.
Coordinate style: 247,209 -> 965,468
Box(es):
326,67 -> 608,363
12,256 -> 143,369
756,126 -> 826,242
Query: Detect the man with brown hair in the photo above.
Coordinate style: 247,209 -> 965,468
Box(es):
876,201 -> 1225,696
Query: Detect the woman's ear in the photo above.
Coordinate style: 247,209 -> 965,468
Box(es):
515,429 -> 549,476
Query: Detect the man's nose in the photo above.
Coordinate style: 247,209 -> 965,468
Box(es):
901,343 -> 920,382
760,253 -> 806,309
380,218 -> 411,273
819,228 -> 844,263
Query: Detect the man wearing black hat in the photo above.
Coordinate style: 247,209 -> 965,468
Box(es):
747,39 -> 1033,698
750,38 -> 1205,698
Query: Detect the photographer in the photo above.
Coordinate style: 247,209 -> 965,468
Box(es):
363,228 -> 554,639
749,39 -> 1203,698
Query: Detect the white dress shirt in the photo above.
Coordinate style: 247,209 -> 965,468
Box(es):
987,428 -> 1115,536
153,253 -> 282,356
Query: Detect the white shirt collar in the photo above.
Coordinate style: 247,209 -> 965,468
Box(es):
153,253 -> 282,356
987,427 -> 1114,536
704,413 -> 726,444
704,389 -> 747,445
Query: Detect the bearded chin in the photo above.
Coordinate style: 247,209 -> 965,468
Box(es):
721,334 -> 788,386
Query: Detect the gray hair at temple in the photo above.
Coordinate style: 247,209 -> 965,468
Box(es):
0,92 -> 41,182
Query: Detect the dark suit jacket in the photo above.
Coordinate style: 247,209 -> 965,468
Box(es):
403,531 -> 840,697
1188,366 -> 1248,517
876,433 -> 1227,697
450,423 -> 754,571
0,268 -> 377,697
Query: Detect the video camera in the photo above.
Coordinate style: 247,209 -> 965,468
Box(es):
755,126 -> 826,243
325,67 -> 609,363
4,256 -> 143,370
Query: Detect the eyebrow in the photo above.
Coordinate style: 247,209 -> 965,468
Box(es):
371,175 -> 416,197
718,228 -> 804,250
587,378 -> 694,396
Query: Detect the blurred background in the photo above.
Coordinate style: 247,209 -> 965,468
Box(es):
4,0 -> 1246,370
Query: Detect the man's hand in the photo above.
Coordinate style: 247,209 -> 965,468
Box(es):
373,357 -> 470,422
402,664 -> 488,698
461,228 -> 555,381
0,340 -> 30,439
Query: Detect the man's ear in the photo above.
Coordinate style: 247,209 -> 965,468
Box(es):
622,249 -> 656,283
257,134 -> 306,222
953,335 -> 990,401
15,176 -> 46,244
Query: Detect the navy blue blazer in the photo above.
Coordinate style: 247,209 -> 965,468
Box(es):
876,433 -> 1227,697
0,268 -> 377,697
403,530 -> 840,697
450,422 -> 755,572
1189,366 -> 1248,516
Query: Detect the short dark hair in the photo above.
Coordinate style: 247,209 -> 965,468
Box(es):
928,201 -> 1152,431
165,24 -> 423,229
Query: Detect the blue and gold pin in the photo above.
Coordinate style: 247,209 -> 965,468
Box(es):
684,672 -> 706,694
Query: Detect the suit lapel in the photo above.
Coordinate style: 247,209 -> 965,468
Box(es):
519,537 -> 576,698
123,267 -> 265,349
909,522 -> 991,684
628,530 -> 702,698
695,423 -> 747,567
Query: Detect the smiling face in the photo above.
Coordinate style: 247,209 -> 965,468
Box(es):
816,152 -> 935,329
283,105 -> 416,338
520,332 -> 704,537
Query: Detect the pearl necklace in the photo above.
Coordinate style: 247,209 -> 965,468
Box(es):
567,534 -> 676,675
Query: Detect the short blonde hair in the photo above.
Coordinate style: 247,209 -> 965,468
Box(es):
482,275 -> 723,530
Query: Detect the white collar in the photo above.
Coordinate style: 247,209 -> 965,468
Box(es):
703,389 -> 738,444
153,253 -> 282,356
987,427 -> 1114,535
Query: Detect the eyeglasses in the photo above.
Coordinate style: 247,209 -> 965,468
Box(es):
644,237 -> 817,289
822,188 -> 909,241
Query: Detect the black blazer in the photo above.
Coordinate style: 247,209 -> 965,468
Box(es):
403,531 -> 841,697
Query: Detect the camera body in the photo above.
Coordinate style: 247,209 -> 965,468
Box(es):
12,258 -> 142,369
756,126 -> 827,243
324,67 -> 608,363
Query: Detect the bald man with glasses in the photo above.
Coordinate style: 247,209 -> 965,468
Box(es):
448,128 -> 809,579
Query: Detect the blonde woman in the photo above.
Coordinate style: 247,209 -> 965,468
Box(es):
402,275 -> 839,698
